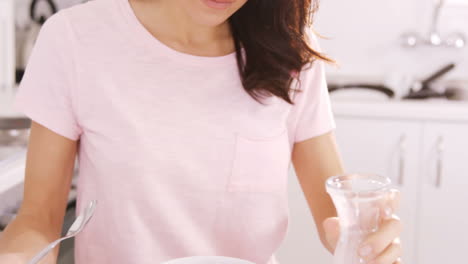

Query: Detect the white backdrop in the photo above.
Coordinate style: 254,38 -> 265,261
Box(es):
314,0 -> 468,81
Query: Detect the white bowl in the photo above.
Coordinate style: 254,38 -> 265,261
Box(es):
162,256 -> 255,264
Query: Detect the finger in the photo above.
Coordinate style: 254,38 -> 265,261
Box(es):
322,217 -> 340,251
387,189 -> 401,214
359,217 -> 402,260
394,257 -> 403,264
381,189 -> 401,221
368,239 -> 402,264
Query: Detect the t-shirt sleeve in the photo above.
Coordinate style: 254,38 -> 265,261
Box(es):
287,29 -> 336,143
13,11 -> 82,141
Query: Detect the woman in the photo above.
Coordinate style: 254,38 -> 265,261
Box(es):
0,0 -> 402,263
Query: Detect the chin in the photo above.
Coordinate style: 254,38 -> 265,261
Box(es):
188,12 -> 231,27
182,0 -> 247,27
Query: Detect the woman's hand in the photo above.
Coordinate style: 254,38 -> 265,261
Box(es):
323,190 -> 403,264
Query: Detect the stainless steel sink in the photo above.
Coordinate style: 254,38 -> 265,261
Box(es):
0,117 -> 31,130
0,117 -> 30,147
0,117 -> 30,161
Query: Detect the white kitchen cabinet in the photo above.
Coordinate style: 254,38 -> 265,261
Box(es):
276,167 -> 332,264
277,118 -> 420,264
277,100 -> 468,264
418,122 -> 468,263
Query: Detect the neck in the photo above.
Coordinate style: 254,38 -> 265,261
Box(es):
129,0 -> 234,56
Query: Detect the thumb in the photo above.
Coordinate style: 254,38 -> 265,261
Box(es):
322,217 -> 340,252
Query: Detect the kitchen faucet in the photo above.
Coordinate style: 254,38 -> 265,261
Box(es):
400,0 -> 466,49
428,0 -> 445,46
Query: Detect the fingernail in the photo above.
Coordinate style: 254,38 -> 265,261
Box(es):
385,206 -> 393,217
359,245 -> 372,257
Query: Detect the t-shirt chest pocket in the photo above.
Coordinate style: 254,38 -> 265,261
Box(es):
228,129 -> 291,193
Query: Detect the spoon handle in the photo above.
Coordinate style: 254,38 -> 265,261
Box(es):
27,200 -> 97,264
27,237 -> 66,264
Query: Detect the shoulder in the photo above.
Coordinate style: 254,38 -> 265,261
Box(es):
300,26 -> 328,80
50,0 -> 123,40
289,27 -> 328,102
304,26 -> 323,52
32,0 -> 124,70
60,0 -> 115,20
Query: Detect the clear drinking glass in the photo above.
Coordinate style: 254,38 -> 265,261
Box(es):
326,174 -> 393,264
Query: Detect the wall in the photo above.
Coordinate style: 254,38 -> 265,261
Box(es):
314,0 -> 468,82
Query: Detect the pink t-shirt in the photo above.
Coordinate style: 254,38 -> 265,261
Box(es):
14,0 -> 335,263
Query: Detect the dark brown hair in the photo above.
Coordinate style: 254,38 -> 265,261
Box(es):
229,0 -> 334,104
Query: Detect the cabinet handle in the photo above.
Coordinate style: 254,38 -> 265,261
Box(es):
398,134 -> 406,186
436,136 -> 444,188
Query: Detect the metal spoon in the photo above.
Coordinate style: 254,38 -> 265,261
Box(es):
27,200 -> 97,264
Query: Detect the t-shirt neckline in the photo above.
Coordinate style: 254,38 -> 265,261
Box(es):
116,0 -> 238,67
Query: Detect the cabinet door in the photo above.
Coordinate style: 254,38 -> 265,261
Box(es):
419,122 -> 468,264
334,117 -> 420,264
0,0 -> 15,90
277,117 -> 420,264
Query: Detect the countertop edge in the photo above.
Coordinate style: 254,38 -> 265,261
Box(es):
331,99 -> 468,122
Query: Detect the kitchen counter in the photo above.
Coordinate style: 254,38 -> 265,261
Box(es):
332,99 -> 468,122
